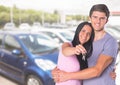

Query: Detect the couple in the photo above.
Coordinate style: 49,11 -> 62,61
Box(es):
52,4 -> 119,85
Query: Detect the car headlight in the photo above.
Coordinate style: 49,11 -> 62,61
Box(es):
35,59 -> 56,71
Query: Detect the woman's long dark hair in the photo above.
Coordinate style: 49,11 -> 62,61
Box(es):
72,22 -> 94,70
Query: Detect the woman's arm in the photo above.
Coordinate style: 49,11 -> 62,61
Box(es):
62,42 -> 75,56
62,42 -> 87,56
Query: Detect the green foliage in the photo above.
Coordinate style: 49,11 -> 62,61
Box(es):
0,5 -> 9,12
0,6 -> 88,28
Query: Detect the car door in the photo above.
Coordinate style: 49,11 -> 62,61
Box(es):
0,34 -> 27,81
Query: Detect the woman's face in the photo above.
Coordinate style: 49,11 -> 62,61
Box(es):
79,25 -> 92,44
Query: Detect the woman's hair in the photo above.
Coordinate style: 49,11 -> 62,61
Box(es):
72,21 -> 94,70
89,4 -> 110,19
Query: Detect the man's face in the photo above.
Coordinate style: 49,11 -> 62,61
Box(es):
89,11 -> 108,32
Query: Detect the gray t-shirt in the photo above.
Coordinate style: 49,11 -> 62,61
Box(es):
84,33 -> 118,85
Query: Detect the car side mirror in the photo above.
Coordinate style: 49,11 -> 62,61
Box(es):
12,49 -> 21,55
12,49 -> 26,58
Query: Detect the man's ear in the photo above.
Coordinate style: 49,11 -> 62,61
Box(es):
89,17 -> 91,22
106,19 -> 109,24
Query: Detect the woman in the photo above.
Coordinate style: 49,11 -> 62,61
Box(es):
56,21 -> 94,85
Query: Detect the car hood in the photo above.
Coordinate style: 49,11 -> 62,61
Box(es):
34,50 -> 58,76
34,51 -> 58,78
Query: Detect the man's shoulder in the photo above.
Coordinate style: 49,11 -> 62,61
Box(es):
106,33 -> 117,41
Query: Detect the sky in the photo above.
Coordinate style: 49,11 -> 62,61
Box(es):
0,0 -> 120,15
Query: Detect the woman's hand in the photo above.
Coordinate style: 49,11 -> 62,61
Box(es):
51,67 -> 69,83
75,44 -> 87,55
51,67 -> 59,82
110,68 -> 116,80
110,71 -> 116,79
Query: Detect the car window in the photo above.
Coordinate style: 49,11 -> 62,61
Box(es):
43,32 -> 63,44
59,31 -> 74,41
4,35 -> 21,52
19,34 -> 58,54
0,34 -> 4,48
105,26 -> 120,42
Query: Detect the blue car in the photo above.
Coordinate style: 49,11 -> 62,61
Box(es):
0,31 -> 59,85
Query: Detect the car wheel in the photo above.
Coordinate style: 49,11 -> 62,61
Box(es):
26,75 -> 43,85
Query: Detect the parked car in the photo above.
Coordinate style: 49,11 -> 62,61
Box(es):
19,23 -> 31,30
105,25 -> 120,50
32,22 -> 42,29
38,29 -> 74,45
0,30 -> 59,85
3,22 -> 16,30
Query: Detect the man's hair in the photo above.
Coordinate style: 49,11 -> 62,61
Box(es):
89,4 -> 110,19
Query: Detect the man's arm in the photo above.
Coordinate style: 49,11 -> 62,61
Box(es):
69,54 -> 113,79
55,54 -> 113,82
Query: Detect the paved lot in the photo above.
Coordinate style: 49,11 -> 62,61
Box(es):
0,75 -> 18,85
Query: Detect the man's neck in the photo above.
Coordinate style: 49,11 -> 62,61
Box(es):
94,30 -> 106,41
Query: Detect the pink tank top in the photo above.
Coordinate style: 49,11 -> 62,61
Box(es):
56,43 -> 81,85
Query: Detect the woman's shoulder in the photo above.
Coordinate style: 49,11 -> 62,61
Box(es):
62,42 -> 72,47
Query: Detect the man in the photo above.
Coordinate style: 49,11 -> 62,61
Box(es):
52,4 -> 118,85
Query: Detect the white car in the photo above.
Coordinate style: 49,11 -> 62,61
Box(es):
19,23 -> 31,30
32,22 -> 41,29
3,22 -> 16,30
105,25 -> 120,51
38,28 -> 74,45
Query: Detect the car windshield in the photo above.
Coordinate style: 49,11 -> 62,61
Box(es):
59,31 -> 74,41
19,34 -> 58,54
105,26 -> 120,42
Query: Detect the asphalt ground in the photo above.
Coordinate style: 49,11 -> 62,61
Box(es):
0,75 -> 18,85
